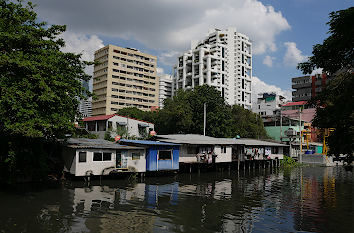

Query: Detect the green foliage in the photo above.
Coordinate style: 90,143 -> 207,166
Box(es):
116,85 -> 268,138
0,0 -> 91,139
297,7 -> 354,75
310,72 -> 354,155
280,156 -> 299,168
297,7 -> 354,156
0,0 -> 92,182
104,131 -> 114,141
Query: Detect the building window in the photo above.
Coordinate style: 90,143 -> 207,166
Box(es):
271,147 -> 279,154
103,153 -> 111,161
93,152 -> 102,161
79,152 -> 87,163
93,152 -> 112,161
187,146 -> 198,154
221,146 -> 227,153
132,152 -> 140,160
158,150 -> 172,160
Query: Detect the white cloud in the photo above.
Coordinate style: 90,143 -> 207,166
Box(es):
311,68 -> 323,75
252,76 -> 291,104
156,67 -> 165,76
263,55 -> 275,67
283,42 -> 307,67
60,32 -> 104,91
60,32 -> 104,62
33,0 -> 290,66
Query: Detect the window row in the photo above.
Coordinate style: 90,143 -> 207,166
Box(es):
112,75 -> 155,86
112,69 -> 156,80
111,81 -> 156,92
112,88 -> 155,97
112,50 -> 155,63
111,95 -> 155,103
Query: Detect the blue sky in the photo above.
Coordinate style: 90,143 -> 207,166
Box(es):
32,0 -> 352,100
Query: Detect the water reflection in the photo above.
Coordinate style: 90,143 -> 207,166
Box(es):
0,167 -> 353,233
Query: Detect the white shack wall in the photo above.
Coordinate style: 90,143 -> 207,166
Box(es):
109,115 -> 154,138
179,145 -> 232,163
214,146 -> 232,163
75,149 -> 116,176
123,149 -> 146,172
73,148 -> 146,176
179,145 -> 198,163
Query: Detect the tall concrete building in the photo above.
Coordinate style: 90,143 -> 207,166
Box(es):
92,45 -> 159,116
173,28 -> 252,109
292,73 -> 329,101
158,74 -> 173,108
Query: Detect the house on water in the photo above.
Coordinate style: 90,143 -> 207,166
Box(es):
156,134 -> 287,165
118,140 -> 180,172
62,138 -> 147,176
155,134 -> 237,164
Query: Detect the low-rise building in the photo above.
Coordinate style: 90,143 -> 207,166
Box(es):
118,140 -> 180,172
83,114 -> 154,139
252,92 -> 286,116
62,138 -> 146,176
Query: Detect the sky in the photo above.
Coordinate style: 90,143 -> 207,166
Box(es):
31,0 -> 352,103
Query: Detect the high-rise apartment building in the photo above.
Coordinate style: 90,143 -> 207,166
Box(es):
158,74 -> 173,108
172,28 -> 252,109
92,45 -> 159,116
292,73 -> 329,101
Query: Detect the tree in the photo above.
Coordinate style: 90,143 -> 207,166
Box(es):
297,7 -> 354,75
297,7 -> 354,156
153,85 -> 268,138
0,0 -> 91,181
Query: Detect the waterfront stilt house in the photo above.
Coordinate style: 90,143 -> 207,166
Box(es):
118,140 -> 180,172
62,138 -> 146,176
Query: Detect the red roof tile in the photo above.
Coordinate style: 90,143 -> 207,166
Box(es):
83,114 -> 115,122
282,101 -> 307,107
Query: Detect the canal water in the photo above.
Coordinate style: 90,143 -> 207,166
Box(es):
0,166 -> 353,233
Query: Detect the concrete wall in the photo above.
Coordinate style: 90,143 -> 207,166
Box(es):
179,145 -> 232,163
63,148 -> 146,176
74,149 -> 116,176
214,145 -> 233,163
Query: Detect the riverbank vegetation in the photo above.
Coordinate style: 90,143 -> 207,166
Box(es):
0,0 -> 91,183
280,156 -> 300,168
297,7 -> 354,157
116,85 -> 268,139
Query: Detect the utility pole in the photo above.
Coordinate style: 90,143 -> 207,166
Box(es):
299,106 -> 302,154
203,103 -> 206,136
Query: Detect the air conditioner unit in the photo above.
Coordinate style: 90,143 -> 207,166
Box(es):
285,128 -> 297,137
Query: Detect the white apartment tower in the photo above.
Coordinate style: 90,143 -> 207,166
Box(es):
158,74 -> 173,108
173,28 -> 252,109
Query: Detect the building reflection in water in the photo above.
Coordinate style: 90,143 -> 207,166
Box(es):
13,168 -> 348,232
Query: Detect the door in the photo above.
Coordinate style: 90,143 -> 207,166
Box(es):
116,150 -> 122,168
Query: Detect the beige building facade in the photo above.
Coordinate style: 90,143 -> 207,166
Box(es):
92,45 -> 159,116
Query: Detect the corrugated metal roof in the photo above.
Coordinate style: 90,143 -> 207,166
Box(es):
156,134 -> 287,147
65,138 -> 141,149
119,139 -> 180,146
